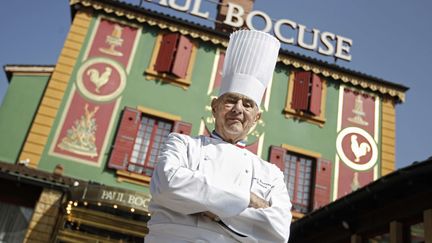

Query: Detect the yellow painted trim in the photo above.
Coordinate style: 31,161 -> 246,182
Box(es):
137,105 -> 181,121
57,55 -> 76,67
64,40 -> 82,51
38,106 -> 57,118
55,64 -> 74,75
32,124 -> 51,136
23,143 -> 45,155
34,115 -> 54,127
48,80 -> 67,91
283,71 -> 327,127
41,97 -> 62,109
18,11 -> 92,167
27,133 -> 48,145
281,144 -> 322,159
144,32 -> 198,89
116,170 -> 152,186
381,98 -> 396,175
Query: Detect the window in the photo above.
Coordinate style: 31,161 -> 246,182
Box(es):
145,32 -> 197,87
284,71 -> 327,127
269,145 -> 332,214
128,116 -> 173,176
108,107 -> 192,183
284,153 -> 314,213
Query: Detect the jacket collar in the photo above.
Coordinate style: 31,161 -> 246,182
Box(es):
210,131 -> 246,149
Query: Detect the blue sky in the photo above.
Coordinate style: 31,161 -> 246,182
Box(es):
0,0 -> 431,168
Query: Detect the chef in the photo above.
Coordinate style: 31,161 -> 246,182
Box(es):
145,30 -> 292,243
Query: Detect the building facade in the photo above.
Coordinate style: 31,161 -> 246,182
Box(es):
0,0 -> 409,242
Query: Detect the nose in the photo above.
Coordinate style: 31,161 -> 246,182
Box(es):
231,100 -> 244,114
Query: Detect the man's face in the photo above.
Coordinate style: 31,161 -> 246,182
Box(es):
211,93 -> 261,143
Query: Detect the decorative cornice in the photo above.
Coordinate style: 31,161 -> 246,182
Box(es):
278,56 -> 406,102
70,0 -> 407,103
70,0 -> 228,47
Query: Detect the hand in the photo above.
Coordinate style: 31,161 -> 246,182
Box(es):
249,192 -> 270,209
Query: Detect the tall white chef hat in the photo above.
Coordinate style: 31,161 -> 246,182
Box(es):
219,30 -> 281,105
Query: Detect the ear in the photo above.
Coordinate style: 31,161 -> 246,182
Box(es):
211,98 -> 218,115
254,111 -> 262,123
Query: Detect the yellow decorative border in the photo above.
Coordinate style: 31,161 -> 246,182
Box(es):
116,170 -> 151,186
144,32 -> 198,89
284,72 -> 327,127
137,105 -> 181,121
18,11 -> 92,168
281,144 -> 322,159
381,98 -> 396,176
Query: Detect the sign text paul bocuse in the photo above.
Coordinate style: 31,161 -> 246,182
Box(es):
145,0 -> 353,61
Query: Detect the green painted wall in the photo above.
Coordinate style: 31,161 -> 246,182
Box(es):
0,75 -> 49,163
262,67 -> 340,161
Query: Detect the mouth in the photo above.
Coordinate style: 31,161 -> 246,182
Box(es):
226,117 -> 242,124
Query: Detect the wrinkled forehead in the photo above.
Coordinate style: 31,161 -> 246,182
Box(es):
219,92 -> 256,104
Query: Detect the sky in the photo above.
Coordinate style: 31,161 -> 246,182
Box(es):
0,0 -> 431,169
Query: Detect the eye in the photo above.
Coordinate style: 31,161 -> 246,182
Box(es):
243,100 -> 254,109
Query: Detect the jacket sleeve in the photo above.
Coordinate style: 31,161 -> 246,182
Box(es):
222,167 -> 292,243
149,133 -> 250,218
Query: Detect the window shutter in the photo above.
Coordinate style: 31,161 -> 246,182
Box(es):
154,33 -> 179,73
291,71 -> 311,111
171,35 -> 193,78
269,146 -> 286,171
309,74 -> 323,116
313,158 -> 333,210
108,107 -> 141,170
173,121 -> 192,135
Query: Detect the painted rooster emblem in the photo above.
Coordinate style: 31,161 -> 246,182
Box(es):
86,67 -> 112,93
350,134 -> 371,162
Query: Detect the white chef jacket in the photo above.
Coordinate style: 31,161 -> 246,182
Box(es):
145,132 -> 292,243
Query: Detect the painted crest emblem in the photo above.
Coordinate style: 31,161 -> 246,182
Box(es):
336,127 -> 378,171
76,57 -> 126,102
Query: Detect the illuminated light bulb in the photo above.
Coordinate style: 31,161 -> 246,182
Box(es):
113,205 -> 118,209
130,208 -> 135,212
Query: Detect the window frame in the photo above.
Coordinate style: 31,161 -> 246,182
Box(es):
145,32 -> 198,88
283,150 -> 317,214
284,71 -> 327,127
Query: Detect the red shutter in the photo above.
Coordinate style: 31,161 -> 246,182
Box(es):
213,51 -> 225,90
154,33 -> 179,73
309,74 -> 323,116
171,35 -> 193,78
108,108 -> 141,170
291,71 -> 311,111
313,158 -> 333,210
269,146 -> 286,171
173,121 -> 192,135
